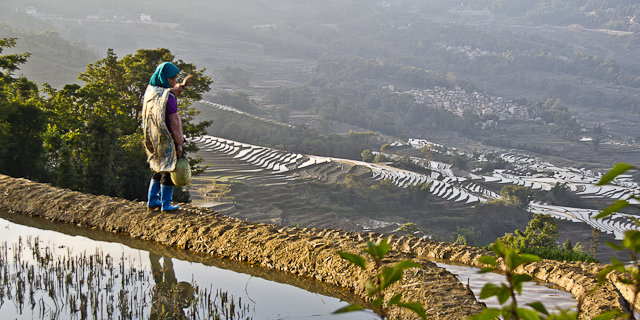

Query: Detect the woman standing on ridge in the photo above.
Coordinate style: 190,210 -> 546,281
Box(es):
142,62 -> 193,212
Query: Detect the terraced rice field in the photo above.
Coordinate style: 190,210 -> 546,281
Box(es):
189,134 -> 640,240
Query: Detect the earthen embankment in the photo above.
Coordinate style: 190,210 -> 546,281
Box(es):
0,174 -> 629,319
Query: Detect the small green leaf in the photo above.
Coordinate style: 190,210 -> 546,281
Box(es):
470,308 -> 502,320
597,266 -> 614,284
479,283 -> 500,299
395,260 -> 422,270
622,230 -> 640,252
492,241 -> 506,256
366,239 -> 390,261
333,304 -> 365,314
387,293 -> 402,306
518,254 -> 541,265
478,255 -> 497,266
364,280 -> 379,296
610,258 -> 627,273
605,241 -> 624,251
596,163 -> 635,186
497,286 -> 511,305
380,266 -> 403,290
505,248 -> 520,270
527,302 -> 549,315
397,302 -> 427,320
479,267 -> 495,274
591,309 -> 622,320
337,251 -> 366,269
513,274 -> 532,294
595,200 -> 629,220
516,307 -> 541,320
372,297 -> 384,308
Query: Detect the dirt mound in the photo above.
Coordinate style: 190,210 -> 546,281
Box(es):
0,174 -> 629,319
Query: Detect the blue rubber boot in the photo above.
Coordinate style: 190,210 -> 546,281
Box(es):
147,179 -> 162,210
160,184 -> 180,212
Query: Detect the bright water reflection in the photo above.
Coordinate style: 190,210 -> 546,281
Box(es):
436,263 -> 577,312
0,210 -> 579,319
0,212 -> 378,320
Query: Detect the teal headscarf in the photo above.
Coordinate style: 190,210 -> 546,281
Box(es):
149,62 -> 180,88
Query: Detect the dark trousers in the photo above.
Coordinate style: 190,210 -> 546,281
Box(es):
152,172 -> 174,186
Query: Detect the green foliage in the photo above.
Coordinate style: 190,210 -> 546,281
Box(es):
593,163 -> 640,320
0,41 -> 212,201
373,153 -> 389,163
470,241 -> 586,320
548,182 -> 583,207
398,222 -> 420,236
211,90 -> 258,114
267,86 -> 314,110
274,106 -> 290,124
336,239 -> 426,319
0,38 -> 46,180
500,185 -> 535,209
451,152 -> 469,170
361,149 -> 374,162
453,226 -> 481,246
471,200 -> 532,244
495,214 -> 596,262
499,214 -> 559,249
214,66 -> 252,87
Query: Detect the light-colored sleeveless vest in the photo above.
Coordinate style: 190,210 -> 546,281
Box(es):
142,85 -> 177,172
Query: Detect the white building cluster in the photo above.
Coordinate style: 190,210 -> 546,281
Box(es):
435,43 -> 495,60
401,86 -> 529,122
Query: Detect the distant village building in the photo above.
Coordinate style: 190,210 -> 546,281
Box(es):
253,24 -> 276,31
448,6 -> 491,16
139,13 -> 152,22
25,7 -> 62,19
400,86 -> 529,123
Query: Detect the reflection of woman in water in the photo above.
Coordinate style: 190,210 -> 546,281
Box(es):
149,253 -> 192,320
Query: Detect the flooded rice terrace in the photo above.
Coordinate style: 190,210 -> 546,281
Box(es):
0,210 -> 576,319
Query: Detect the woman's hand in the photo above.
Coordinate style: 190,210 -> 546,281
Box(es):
176,144 -> 183,159
182,74 -> 194,87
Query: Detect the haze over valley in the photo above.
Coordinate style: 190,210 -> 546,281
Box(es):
1,1 -> 640,318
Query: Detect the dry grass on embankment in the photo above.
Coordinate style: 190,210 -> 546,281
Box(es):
0,174 -> 630,319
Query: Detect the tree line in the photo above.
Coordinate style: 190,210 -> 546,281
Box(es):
0,39 -> 211,201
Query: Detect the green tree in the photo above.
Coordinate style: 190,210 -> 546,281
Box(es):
0,38 -> 46,180
498,214 -> 559,249
500,185 -> 534,209
361,149 -> 374,162
373,153 -> 389,163
275,107 -> 290,123
451,152 -> 469,170
549,182 -> 582,207
41,48 -> 212,200
453,226 -> 481,246
214,66 -> 252,87
398,222 -> 420,236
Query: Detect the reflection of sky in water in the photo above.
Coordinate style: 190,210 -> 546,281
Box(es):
0,217 -> 379,320
436,263 -> 576,312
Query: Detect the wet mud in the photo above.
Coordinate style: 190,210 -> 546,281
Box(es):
0,174 -> 629,319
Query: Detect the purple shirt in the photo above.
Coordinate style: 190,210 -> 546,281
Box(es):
167,93 -> 178,115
